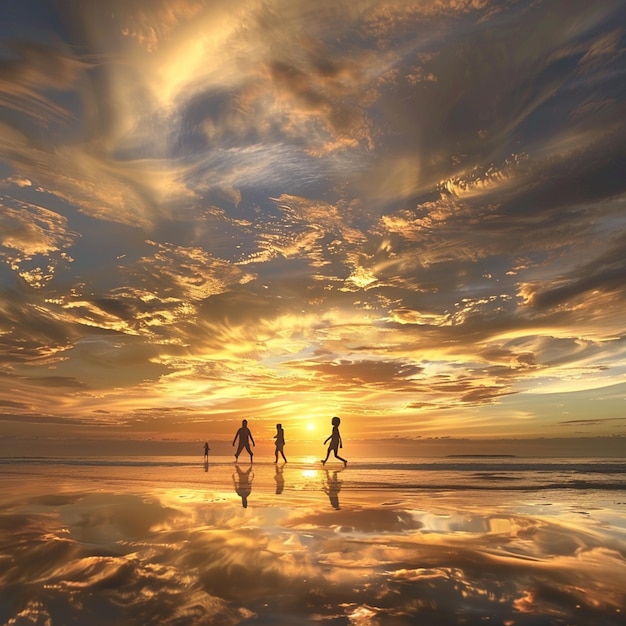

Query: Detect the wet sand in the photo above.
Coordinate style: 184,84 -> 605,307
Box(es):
1,457 -> 625,625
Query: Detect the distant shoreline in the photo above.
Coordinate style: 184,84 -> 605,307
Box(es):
446,454 -> 517,458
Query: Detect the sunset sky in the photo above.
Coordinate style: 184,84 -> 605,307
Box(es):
1,0 -> 625,454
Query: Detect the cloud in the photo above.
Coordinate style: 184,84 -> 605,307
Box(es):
0,40 -> 89,128
0,289 -> 74,365
24,376 -> 86,388
0,198 -> 78,288
1,0 -> 625,439
520,233 -> 626,312
290,358 -> 424,391
558,417 -> 626,426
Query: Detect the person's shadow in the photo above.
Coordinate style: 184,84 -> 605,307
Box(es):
233,465 -> 254,508
323,469 -> 342,510
274,465 -> 285,495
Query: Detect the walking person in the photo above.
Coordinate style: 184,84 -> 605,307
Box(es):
321,416 -> 347,467
203,441 -> 210,461
274,423 -> 287,463
232,419 -> 255,462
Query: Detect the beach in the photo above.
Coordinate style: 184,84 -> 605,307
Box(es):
1,456 -> 625,625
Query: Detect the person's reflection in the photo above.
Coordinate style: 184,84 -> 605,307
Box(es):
233,465 -> 254,508
323,469 -> 342,510
274,465 -> 285,494
204,459 -> 209,473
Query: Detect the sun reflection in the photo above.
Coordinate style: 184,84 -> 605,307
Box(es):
301,456 -> 319,466
302,469 -> 318,478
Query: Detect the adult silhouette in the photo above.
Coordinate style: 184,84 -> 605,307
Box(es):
321,416 -> 347,467
274,423 -> 287,463
232,419 -> 255,462
203,441 -> 210,461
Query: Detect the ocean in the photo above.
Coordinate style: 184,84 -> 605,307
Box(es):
1,455 -> 625,625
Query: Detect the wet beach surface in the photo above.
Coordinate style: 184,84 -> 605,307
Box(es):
1,457 -> 625,625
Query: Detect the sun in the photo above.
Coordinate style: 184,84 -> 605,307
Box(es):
307,423 -> 315,432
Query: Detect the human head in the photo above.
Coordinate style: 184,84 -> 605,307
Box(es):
276,423 -> 282,429
242,419 -> 248,426
331,416 -> 340,426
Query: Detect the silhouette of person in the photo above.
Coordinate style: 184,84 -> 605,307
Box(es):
274,423 -> 287,463
274,465 -> 285,495
233,465 -> 254,508
203,441 -> 210,461
322,416 -> 347,467
323,469 -> 342,509
232,419 -> 255,462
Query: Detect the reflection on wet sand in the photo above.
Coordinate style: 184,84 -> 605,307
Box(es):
232,465 -> 254,508
274,465 -> 284,495
322,468 -> 342,509
0,463 -> 624,625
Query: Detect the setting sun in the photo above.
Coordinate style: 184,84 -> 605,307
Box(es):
307,423 -> 315,432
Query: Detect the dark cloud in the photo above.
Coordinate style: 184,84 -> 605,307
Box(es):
558,417 -> 626,426
523,233 -> 626,311
0,288 -> 75,364
24,376 -> 86,388
293,358 -> 424,390
0,399 -> 28,409
0,39 -> 88,130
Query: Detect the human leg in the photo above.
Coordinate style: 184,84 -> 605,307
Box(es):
333,450 -> 347,466
321,445 -> 332,464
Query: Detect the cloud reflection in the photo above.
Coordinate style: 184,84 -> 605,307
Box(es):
1,468 -> 625,625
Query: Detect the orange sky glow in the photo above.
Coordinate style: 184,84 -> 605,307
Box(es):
1,0 -> 626,456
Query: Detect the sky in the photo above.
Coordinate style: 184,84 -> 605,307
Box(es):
1,0 -> 625,455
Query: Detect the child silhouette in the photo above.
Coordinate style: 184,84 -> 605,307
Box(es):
321,416 -> 347,467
